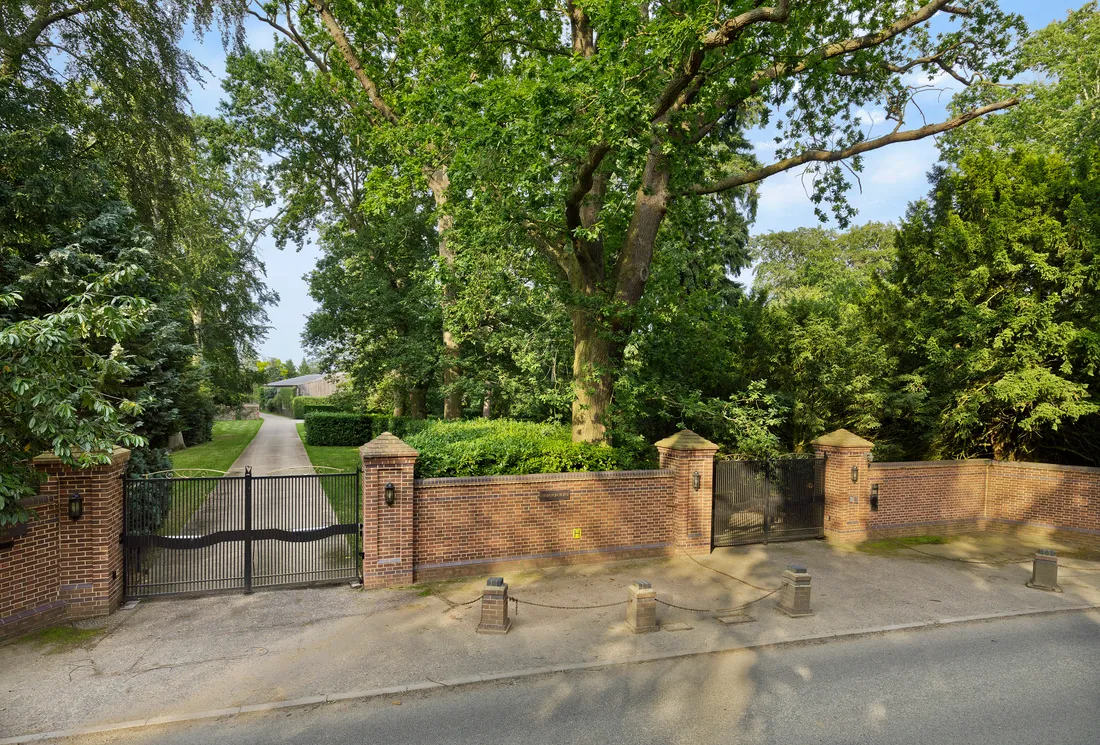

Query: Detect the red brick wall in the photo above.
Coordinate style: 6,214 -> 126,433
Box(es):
988,462 -> 1100,540
0,490 -> 64,639
412,470 -> 675,580
0,449 -> 129,640
864,459 -> 1100,543
867,460 -> 991,537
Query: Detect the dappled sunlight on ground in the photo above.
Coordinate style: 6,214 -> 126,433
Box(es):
1,536 -> 1097,739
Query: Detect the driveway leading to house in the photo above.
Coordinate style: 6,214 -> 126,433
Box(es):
134,413 -> 349,594
230,412 -> 314,476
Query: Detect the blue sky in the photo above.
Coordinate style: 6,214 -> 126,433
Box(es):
181,2 -> 1076,362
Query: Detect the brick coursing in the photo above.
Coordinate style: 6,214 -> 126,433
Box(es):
863,459 -> 1100,543
360,433 -> 713,587
0,450 -> 129,640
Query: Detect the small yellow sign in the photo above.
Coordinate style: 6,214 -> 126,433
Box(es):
572,528 -> 582,539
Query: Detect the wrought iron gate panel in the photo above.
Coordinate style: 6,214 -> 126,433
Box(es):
712,456 -> 824,547
123,469 -> 361,598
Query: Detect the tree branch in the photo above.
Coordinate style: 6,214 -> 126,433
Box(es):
245,6 -> 329,74
306,0 -> 399,124
743,0 -> 958,97
652,1 -> 791,122
689,97 -> 1018,195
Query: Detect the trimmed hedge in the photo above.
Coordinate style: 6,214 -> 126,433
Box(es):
404,419 -> 655,479
292,395 -> 338,420
304,411 -> 373,446
369,414 -> 432,440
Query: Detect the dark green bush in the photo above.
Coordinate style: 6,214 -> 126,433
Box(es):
304,411 -> 373,446
369,414 -> 432,440
124,447 -> 174,535
180,393 -> 216,446
403,419 -> 653,478
292,395 -> 338,419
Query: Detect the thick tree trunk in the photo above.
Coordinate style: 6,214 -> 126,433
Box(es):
571,309 -> 615,443
427,166 -> 463,420
392,388 -> 405,417
482,384 -> 492,418
408,387 -> 427,419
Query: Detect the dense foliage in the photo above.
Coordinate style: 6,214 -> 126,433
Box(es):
224,0 -> 1025,443
0,2 -> 274,524
291,396 -> 338,420
405,420 -> 655,479
303,412 -> 373,447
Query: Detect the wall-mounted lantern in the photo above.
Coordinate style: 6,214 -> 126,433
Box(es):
870,484 -> 880,511
68,492 -> 84,521
384,482 -> 396,507
850,466 -> 859,483
692,471 -> 701,491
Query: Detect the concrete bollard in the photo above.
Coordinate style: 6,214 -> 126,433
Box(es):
476,577 -> 513,634
1027,549 -> 1062,592
626,579 -> 658,634
777,565 -> 813,617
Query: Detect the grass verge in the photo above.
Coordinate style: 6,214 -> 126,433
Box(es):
170,419 -> 263,474
16,625 -> 104,653
149,419 -> 264,534
296,422 -> 360,529
857,535 -> 953,555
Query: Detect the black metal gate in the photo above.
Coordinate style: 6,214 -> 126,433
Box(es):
712,456 -> 824,547
122,468 -> 361,597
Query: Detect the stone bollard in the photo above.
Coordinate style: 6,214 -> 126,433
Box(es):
1027,549 -> 1062,592
777,565 -> 813,617
476,577 -> 513,634
626,579 -> 658,634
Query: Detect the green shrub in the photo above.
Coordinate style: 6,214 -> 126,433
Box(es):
264,387 -> 294,414
180,393 -> 216,446
124,447 -> 174,535
369,414 -> 432,440
304,411 -> 373,446
292,395 -> 339,419
403,419 -> 654,478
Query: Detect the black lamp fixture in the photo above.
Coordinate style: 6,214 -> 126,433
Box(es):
692,471 -> 701,491
68,491 -> 84,521
850,466 -> 859,483
384,482 -> 396,507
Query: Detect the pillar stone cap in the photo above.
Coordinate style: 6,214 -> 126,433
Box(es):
33,446 -> 131,465
810,429 -> 873,449
654,429 -> 718,451
360,432 -> 418,458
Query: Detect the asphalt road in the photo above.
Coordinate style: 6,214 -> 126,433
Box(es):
70,611 -> 1100,745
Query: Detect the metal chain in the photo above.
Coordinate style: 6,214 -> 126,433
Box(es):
507,596 -> 627,616
430,590 -> 482,609
654,586 -> 781,614
677,547 -> 775,592
886,539 -> 1032,566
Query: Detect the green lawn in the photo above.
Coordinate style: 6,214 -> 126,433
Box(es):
296,422 -> 360,529
295,422 -> 360,472
169,419 -> 264,474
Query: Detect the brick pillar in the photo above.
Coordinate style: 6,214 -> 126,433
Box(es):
476,577 -> 512,634
655,430 -> 719,554
361,432 -> 418,589
32,447 -> 131,620
811,429 -> 873,542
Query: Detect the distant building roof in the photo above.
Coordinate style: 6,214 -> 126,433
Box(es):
267,374 -> 325,388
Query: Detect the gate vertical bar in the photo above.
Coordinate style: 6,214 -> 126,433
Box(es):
357,466 -> 363,581
244,466 -> 253,594
121,473 -> 128,600
762,457 -> 771,545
